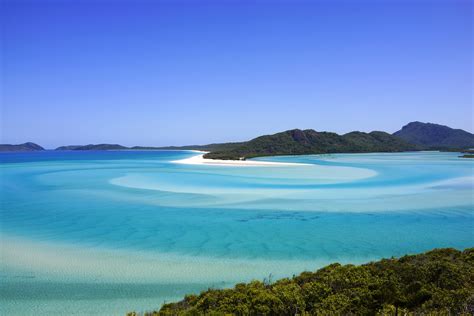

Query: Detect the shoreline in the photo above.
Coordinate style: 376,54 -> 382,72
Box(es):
172,152 -> 311,167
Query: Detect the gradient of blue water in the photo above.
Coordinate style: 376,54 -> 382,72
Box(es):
1,150 -> 473,315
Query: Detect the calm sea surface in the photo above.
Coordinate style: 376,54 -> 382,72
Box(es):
1,150 -> 473,315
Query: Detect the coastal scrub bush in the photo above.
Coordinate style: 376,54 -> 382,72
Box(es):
129,248 -> 473,315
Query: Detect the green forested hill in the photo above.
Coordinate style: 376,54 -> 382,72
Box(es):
204,129 -> 419,160
128,247 -> 473,316
393,121 -> 474,149
0,142 -> 45,152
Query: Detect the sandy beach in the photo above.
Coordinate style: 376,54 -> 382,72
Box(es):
172,152 -> 311,166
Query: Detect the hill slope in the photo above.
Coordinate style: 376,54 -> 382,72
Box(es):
393,121 -> 474,149
204,129 -> 419,160
0,142 -> 45,152
130,247 -> 473,315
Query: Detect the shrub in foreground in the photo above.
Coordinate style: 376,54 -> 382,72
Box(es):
128,248 -> 473,315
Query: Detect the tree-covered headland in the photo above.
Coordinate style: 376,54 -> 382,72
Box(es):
128,247 -> 473,315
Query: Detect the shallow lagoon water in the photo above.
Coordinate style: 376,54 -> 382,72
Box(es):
1,150 -> 473,315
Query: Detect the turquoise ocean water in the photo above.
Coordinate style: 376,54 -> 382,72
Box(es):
0,150 -> 473,315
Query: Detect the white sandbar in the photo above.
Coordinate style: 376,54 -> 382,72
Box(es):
172,153 -> 311,167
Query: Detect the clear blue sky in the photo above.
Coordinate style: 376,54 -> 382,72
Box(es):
2,0 -> 472,148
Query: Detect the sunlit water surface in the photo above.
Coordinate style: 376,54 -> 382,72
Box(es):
1,150 -> 473,315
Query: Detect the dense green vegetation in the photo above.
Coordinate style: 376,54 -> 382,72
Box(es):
204,129 -> 419,160
128,248 -> 473,316
393,121 -> 474,149
0,142 -> 44,152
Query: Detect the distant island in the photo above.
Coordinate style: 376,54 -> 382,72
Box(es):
0,142 -> 44,152
129,247 -> 473,316
3,122 -> 473,158
55,144 -> 128,151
